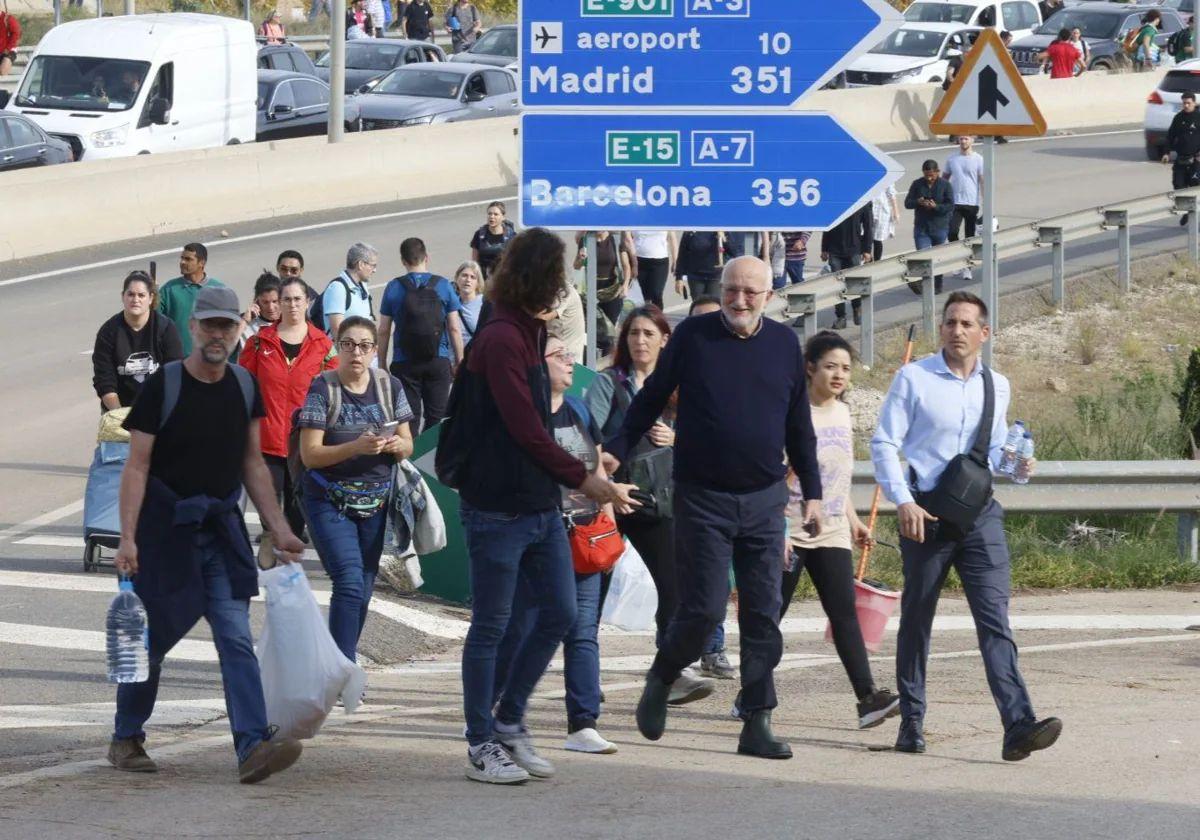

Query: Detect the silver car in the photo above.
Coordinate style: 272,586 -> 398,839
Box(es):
352,63 -> 519,129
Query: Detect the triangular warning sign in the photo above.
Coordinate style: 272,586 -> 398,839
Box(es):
929,28 -> 1046,137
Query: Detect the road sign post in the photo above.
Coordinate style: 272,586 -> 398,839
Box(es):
520,112 -> 901,232
930,29 -> 1046,365
520,0 -> 901,109
328,0 -> 347,144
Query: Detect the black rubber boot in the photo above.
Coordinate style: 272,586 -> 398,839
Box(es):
737,710 -> 792,759
636,672 -> 671,741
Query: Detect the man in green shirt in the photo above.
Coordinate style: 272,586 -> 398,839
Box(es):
157,243 -> 224,356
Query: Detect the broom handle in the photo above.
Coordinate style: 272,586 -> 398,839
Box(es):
856,325 -> 917,581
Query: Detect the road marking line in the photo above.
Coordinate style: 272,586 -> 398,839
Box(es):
0,499 -> 85,545
0,621 -> 217,662
888,127 -> 1138,156
0,196 -> 519,289
15,535 -> 88,549
0,699 -> 228,731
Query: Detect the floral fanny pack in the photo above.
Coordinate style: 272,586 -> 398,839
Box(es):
309,472 -> 391,520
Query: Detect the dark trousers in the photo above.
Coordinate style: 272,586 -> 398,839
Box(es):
262,454 -> 306,539
872,240 -> 884,263
619,514 -> 678,646
780,545 -> 876,700
828,253 -> 862,319
637,257 -> 670,309
1173,161 -> 1199,190
949,204 -> 979,242
390,357 -> 452,436
651,481 -> 788,713
896,499 -> 1036,732
686,274 -> 721,301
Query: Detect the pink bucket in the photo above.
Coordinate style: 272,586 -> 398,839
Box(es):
824,578 -> 901,653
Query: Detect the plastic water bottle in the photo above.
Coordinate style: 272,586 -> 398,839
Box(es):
106,578 -> 149,684
1012,434 -> 1035,486
1000,420 -> 1026,475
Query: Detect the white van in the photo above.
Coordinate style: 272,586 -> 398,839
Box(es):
904,0 -> 1042,42
5,14 -> 255,160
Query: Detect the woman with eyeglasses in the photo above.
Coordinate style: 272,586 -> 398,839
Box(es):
296,316 -> 414,662
239,275 -> 338,549
93,270 -> 184,411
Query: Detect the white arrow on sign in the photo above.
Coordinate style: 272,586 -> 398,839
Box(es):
929,29 -> 1046,137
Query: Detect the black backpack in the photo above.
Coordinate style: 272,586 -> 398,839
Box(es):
397,275 -> 446,362
310,274 -> 374,335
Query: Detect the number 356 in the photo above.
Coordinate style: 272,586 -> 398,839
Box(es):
751,178 -> 820,207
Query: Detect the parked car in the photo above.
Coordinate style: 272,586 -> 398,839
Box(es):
1144,59 -> 1200,160
1009,4 -> 1186,75
903,0 -> 1042,41
449,24 -> 517,67
0,111 -> 73,170
844,24 -> 982,86
5,13 -> 256,161
258,42 -> 320,78
256,70 -> 361,141
315,38 -> 446,94
352,63 -> 519,130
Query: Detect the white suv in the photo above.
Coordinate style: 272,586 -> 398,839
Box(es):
1145,61 -> 1200,161
845,24 -> 982,87
904,0 -> 1042,41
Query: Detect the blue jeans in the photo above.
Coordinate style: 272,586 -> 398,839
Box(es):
704,622 -> 726,656
114,530 -> 269,763
495,569 -> 603,732
784,258 -> 805,287
914,229 -> 949,251
302,479 -> 386,662
460,505 -> 576,747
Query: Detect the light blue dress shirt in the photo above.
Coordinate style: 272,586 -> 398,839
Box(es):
870,351 -> 1011,507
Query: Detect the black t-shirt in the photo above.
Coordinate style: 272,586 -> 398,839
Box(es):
281,340 -> 303,362
124,365 -> 265,499
404,1 -> 434,36
470,224 -> 513,277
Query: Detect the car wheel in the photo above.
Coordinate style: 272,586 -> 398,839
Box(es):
228,138 -> 241,145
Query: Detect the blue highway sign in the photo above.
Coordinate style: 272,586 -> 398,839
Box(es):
519,111 -> 902,231
519,0 -> 901,108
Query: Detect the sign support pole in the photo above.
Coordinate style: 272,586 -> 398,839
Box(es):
981,135 -> 996,366
585,233 -> 598,370
328,0 -> 347,144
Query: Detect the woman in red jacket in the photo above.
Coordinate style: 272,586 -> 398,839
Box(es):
241,275 -> 337,544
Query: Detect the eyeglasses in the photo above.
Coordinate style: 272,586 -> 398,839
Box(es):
277,265 -> 303,276
721,286 -> 769,301
339,339 -> 377,355
545,350 -> 575,364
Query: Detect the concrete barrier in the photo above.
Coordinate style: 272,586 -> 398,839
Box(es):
802,69 -> 1167,145
0,117 -> 519,263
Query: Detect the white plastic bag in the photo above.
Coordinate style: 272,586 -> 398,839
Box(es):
256,565 -> 368,740
600,541 -> 658,632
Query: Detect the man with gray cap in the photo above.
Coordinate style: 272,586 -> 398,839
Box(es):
604,255 -> 823,759
111,285 -> 308,784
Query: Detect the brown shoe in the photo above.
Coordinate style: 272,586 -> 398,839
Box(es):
238,733 -> 303,784
107,738 -> 158,773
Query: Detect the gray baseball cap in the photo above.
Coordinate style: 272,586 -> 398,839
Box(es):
192,285 -> 241,322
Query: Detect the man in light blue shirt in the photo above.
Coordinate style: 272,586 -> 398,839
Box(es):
871,290 -> 1061,762
319,243 -> 378,336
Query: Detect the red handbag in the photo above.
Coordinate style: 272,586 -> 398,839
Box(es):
568,512 -> 624,575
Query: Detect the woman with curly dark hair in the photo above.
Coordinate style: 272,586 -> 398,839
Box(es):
446,227 -> 640,785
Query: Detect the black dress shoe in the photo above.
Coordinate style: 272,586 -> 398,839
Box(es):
1002,717 -> 1062,762
737,710 -> 792,759
636,672 -> 671,741
894,719 -> 926,754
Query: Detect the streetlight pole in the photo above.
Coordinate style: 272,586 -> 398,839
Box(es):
328,0 -> 346,143
124,0 -> 135,15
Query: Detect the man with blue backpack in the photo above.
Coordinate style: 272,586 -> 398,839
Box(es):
312,243 -> 379,337
377,237 -> 465,436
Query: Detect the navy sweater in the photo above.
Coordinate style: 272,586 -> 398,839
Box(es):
606,312 -> 822,499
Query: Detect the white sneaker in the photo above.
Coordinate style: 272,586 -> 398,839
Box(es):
466,741 -> 530,785
496,728 -> 556,778
668,667 -> 716,706
564,728 -> 618,755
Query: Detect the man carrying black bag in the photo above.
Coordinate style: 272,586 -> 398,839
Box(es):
870,291 -> 1061,761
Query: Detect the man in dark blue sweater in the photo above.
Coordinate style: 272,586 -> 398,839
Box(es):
605,255 -> 823,759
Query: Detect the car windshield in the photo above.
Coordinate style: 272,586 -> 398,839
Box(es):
317,42 -> 405,71
1036,11 -> 1121,40
471,28 -> 517,57
372,69 -> 462,98
904,3 -> 975,24
14,55 -> 151,112
870,29 -> 946,58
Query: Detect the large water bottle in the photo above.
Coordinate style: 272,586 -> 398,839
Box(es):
106,577 -> 149,684
1012,434 -> 1035,486
1000,420 -> 1026,475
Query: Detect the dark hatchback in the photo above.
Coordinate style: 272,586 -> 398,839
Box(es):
315,38 -> 447,94
0,111 -> 73,170
256,70 -> 362,141
1009,4 -> 1185,73
257,42 -> 321,78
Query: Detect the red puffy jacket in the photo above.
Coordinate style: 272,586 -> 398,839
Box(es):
0,13 -> 20,55
240,324 -> 337,457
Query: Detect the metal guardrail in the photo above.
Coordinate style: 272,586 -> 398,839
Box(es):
851,461 -> 1200,562
783,187 -> 1200,366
